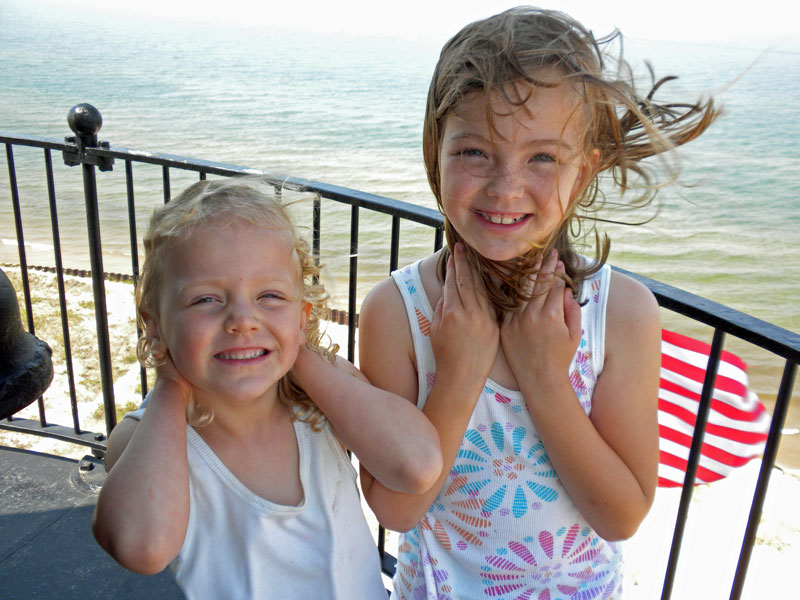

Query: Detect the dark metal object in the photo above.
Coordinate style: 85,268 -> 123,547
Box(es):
0,268 -> 53,420
347,205 -> 359,363
5,142 -> 48,425
660,329 -> 726,600
62,103 -> 114,172
44,148 -> 81,432
63,104 -> 117,434
730,359 -> 797,598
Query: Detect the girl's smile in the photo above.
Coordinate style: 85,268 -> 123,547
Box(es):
214,347 -> 269,361
473,209 -> 530,226
438,77 -> 597,262
151,222 -> 309,409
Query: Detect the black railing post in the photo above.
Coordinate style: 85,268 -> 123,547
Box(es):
63,103 -> 117,436
434,226 -> 444,251
661,328 -> 726,600
347,205 -> 359,363
730,359 -> 797,599
5,143 -> 47,424
124,160 -> 148,399
44,149 -> 80,432
312,194 -> 321,285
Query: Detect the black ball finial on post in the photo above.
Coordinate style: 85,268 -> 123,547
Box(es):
68,103 -> 103,136
63,103 -> 114,172
67,103 -> 102,148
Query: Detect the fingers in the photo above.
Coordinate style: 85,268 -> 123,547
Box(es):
563,284 -> 582,342
518,250 -> 575,322
444,243 -> 482,311
552,258 -> 580,340
439,251 -> 456,321
453,243 -> 475,305
531,249 -> 558,299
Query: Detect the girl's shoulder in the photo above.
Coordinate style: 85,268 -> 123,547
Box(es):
359,268 -> 414,345
607,269 -> 658,314
361,271 -> 407,317
362,252 -> 442,315
606,269 -> 661,352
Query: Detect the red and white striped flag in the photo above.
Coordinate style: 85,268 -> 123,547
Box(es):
657,329 -> 771,487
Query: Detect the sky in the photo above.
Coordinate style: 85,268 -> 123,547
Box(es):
26,0 -> 800,47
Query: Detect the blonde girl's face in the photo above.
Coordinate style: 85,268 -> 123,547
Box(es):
150,222 -> 309,409
438,79 -> 598,262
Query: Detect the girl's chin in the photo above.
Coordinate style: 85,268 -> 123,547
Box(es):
463,242 -> 537,263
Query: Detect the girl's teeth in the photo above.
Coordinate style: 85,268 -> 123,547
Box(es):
216,349 -> 266,360
481,212 -> 525,225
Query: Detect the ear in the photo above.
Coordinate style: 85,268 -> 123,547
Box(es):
141,308 -> 168,360
141,306 -> 160,341
299,302 -> 312,346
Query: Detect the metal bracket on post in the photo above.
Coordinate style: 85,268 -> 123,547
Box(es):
62,103 -> 114,172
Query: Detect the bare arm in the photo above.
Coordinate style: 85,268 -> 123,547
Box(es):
291,346 -> 442,495
358,246 -> 500,531
501,253 -> 661,541
103,416 -> 139,472
91,376 -> 192,574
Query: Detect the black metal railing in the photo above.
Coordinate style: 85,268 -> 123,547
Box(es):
1,104 -> 798,598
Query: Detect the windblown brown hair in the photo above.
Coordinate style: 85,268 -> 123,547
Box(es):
135,177 -> 337,429
424,6 -> 718,316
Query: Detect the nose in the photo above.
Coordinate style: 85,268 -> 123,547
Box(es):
224,299 -> 259,334
485,161 -> 525,202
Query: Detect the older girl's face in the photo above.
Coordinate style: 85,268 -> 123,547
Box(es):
438,79 -> 597,262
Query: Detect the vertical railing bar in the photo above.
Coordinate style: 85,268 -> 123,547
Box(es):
5,145 -> 32,329
381,215 -> 400,566
389,216 -> 400,273
80,157 -> 116,435
5,143 -> 47,425
347,204 -> 359,363
378,525 -> 386,560
434,226 -> 444,252
661,327 -> 726,600
43,149 -> 80,432
162,165 -> 171,204
729,359 -> 797,599
312,193 -> 321,286
125,160 -> 148,400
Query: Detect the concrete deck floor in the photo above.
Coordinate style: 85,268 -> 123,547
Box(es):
0,445 -> 184,599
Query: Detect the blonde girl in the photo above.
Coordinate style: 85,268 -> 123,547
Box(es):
358,7 -> 717,598
92,177 -> 441,599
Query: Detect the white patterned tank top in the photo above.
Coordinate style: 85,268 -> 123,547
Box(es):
390,259 -> 622,600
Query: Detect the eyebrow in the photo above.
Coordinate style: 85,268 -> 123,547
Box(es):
447,130 -> 575,152
174,273 -> 298,294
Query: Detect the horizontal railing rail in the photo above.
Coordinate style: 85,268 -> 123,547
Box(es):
1,104 -> 798,598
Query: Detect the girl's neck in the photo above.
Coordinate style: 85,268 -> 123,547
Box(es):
194,394 -> 303,505
195,389 -> 288,441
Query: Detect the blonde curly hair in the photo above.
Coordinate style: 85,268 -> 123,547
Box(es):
425,6 -> 719,315
135,176 -> 337,429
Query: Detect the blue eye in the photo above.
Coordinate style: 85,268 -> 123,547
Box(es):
260,292 -> 284,301
191,296 -> 216,305
460,148 -> 486,158
531,153 -> 556,163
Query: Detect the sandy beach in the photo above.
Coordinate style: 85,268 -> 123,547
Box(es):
1,266 -> 797,597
